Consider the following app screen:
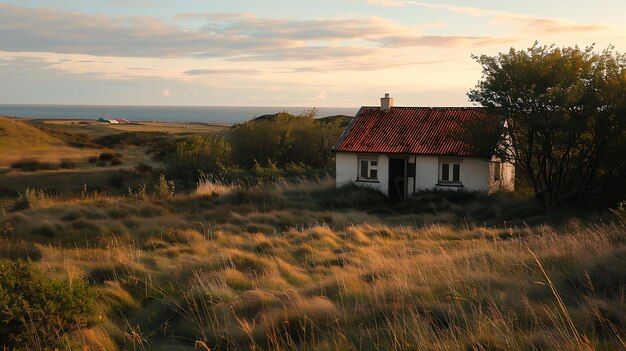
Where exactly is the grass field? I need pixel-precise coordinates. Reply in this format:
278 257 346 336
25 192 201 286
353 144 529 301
0 178 624 350
42 119 230 135
0 115 624 350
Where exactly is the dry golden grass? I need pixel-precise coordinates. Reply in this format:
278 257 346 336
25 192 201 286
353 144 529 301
0 179 624 350
195 175 239 197
0 117 96 166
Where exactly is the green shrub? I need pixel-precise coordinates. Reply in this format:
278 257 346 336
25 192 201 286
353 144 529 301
164 134 232 185
0 260 97 349
110 157 123 165
88 156 98 163
229 110 343 170
154 174 175 199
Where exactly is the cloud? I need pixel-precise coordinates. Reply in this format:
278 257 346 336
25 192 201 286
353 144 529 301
367 0 407 7
378 35 509 48
0 3 510 63
367 1 611 33
183 68 262 75
106 0 158 7
162 89 171 96
493 15 608 34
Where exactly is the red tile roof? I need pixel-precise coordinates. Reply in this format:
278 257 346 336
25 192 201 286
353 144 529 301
333 106 503 157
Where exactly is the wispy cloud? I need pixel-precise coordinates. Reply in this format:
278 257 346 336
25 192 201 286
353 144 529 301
183 68 262 75
0 3 505 62
367 1 611 34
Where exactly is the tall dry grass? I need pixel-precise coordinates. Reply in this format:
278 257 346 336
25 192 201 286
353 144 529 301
0 178 624 350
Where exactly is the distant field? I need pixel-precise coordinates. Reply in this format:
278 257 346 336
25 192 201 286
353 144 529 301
43 119 231 135
0 116 229 179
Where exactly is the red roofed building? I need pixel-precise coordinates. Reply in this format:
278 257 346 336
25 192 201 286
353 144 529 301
333 94 514 201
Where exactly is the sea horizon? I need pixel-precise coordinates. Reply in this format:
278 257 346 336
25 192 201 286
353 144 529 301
0 104 359 124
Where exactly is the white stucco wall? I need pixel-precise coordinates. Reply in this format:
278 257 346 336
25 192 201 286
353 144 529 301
488 159 515 192
337 152 513 195
336 152 389 195
412 156 490 192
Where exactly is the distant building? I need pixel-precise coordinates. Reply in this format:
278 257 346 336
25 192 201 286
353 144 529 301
332 94 514 201
96 117 130 124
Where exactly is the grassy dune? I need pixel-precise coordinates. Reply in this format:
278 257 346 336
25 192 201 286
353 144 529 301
1 179 624 350
0 117 96 165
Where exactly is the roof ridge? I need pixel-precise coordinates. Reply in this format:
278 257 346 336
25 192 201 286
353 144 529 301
360 106 485 109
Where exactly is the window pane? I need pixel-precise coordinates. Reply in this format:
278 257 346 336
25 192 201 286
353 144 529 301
370 169 378 179
494 163 501 180
453 164 460 182
371 161 377 167
360 160 368 178
441 164 449 181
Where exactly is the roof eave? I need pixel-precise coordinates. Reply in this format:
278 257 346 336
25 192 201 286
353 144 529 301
331 107 363 152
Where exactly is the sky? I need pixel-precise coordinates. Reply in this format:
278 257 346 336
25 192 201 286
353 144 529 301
0 0 625 107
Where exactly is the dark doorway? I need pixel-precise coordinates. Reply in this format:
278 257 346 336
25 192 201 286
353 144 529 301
388 158 406 202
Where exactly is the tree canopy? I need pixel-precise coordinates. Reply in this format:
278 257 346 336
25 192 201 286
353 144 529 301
468 43 626 206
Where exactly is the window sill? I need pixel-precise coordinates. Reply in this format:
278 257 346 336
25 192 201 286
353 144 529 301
436 182 464 188
356 179 380 184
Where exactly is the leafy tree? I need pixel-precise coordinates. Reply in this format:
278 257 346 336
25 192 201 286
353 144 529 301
468 43 626 206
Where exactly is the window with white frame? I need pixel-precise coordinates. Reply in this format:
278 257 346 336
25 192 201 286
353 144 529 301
439 159 461 184
358 157 379 180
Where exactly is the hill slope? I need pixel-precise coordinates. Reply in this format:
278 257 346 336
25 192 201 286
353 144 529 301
0 117 95 166
0 117 66 149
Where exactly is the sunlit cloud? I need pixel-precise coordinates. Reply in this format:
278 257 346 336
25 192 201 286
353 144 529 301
0 2 624 106
183 68 262 76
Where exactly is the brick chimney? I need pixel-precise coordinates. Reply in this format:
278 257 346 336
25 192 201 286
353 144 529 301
381 93 393 111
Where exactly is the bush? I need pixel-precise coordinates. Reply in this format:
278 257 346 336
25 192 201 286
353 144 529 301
0 260 97 349
98 152 122 162
135 162 153 174
88 156 98 163
164 134 232 186
110 157 123 165
229 110 343 170
313 183 389 209
10 158 59 172
154 174 175 199
13 188 47 211
59 159 76 169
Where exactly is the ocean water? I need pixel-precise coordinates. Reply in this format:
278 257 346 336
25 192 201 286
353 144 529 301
0 104 358 124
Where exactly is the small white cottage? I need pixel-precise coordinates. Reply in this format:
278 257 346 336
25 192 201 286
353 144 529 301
332 94 514 201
